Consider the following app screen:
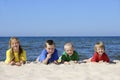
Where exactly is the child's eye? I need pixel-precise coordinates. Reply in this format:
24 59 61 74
51 48 53 50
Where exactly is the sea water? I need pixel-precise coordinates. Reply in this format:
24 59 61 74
0 36 120 61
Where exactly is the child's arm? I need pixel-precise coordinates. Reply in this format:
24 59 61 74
83 58 92 63
20 50 27 62
42 53 52 64
9 61 15 65
8 61 22 66
60 60 70 64
104 53 110 62
5 50 14 64
20 60 26 64
35 57 39 62
64 61 70 65
53 60 59 64
91 53 98 62
74 60 78 63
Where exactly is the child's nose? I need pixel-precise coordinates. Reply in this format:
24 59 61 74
50 49 53 52
69 51 72 52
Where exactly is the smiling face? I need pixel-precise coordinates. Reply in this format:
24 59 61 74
94 41 105 56
9 38 20 52
64 43 74 56
96 47 105 55
45 43 55 54
64 46 74 56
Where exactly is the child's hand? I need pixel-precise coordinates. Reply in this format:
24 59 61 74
9 61 15 65
74 61 78 64
99 60 104 63
20 60 26 64
46 53 52 59
53 61 59 64
64 62 70 65
15 62 21 66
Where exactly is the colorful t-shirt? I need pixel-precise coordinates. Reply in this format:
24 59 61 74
38 49 59 63
5 48 27 64
91 52 110 62
61 51 79 62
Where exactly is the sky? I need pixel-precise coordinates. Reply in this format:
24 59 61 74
0 0 120 36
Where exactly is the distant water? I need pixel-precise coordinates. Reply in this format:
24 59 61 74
0 36 120 61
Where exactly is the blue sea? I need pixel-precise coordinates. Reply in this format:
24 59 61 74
0 36 120 61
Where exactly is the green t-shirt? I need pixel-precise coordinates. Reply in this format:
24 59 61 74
61 51 79 62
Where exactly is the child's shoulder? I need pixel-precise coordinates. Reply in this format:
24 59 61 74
73 50 78 54
54 48 58 51
103 52 108 56
6 48 12 53
62 51 67 55
41 49 47 53
54 49 58 54
22 49 26 53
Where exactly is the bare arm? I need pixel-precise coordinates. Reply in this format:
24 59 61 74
42 54 52 64
53 60 59 64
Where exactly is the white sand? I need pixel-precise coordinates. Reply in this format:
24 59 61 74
0 60 120 80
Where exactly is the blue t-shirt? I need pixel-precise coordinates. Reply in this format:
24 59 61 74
38 49 59 63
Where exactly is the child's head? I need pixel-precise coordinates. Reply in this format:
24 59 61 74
94 41 105 55
45 40 55 54
9 37 20 51
64 42 74 56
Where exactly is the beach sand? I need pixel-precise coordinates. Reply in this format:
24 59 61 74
0 60 120 80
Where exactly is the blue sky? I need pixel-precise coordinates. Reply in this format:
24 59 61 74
0 0 120 36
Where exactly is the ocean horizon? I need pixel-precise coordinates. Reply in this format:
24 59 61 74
0 36 120 61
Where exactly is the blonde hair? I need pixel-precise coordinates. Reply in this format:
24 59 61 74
64 42 74 49
9 37 23 56
9 37 20 47
94 41 105 52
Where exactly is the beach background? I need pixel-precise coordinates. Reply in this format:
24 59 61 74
0 36 120 61
1 37 120 80
0 0 120 79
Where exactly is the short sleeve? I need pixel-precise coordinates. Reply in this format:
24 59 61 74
91 53 98 62
74 51 79 61
20 49 27 61
61 55 66 61
5 49 14 64
38 49 47 62
53 49 59 60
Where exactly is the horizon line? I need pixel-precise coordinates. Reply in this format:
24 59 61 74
0 35 120 37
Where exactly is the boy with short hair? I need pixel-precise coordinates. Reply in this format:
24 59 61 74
61 42 79 64
36 40 59 64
